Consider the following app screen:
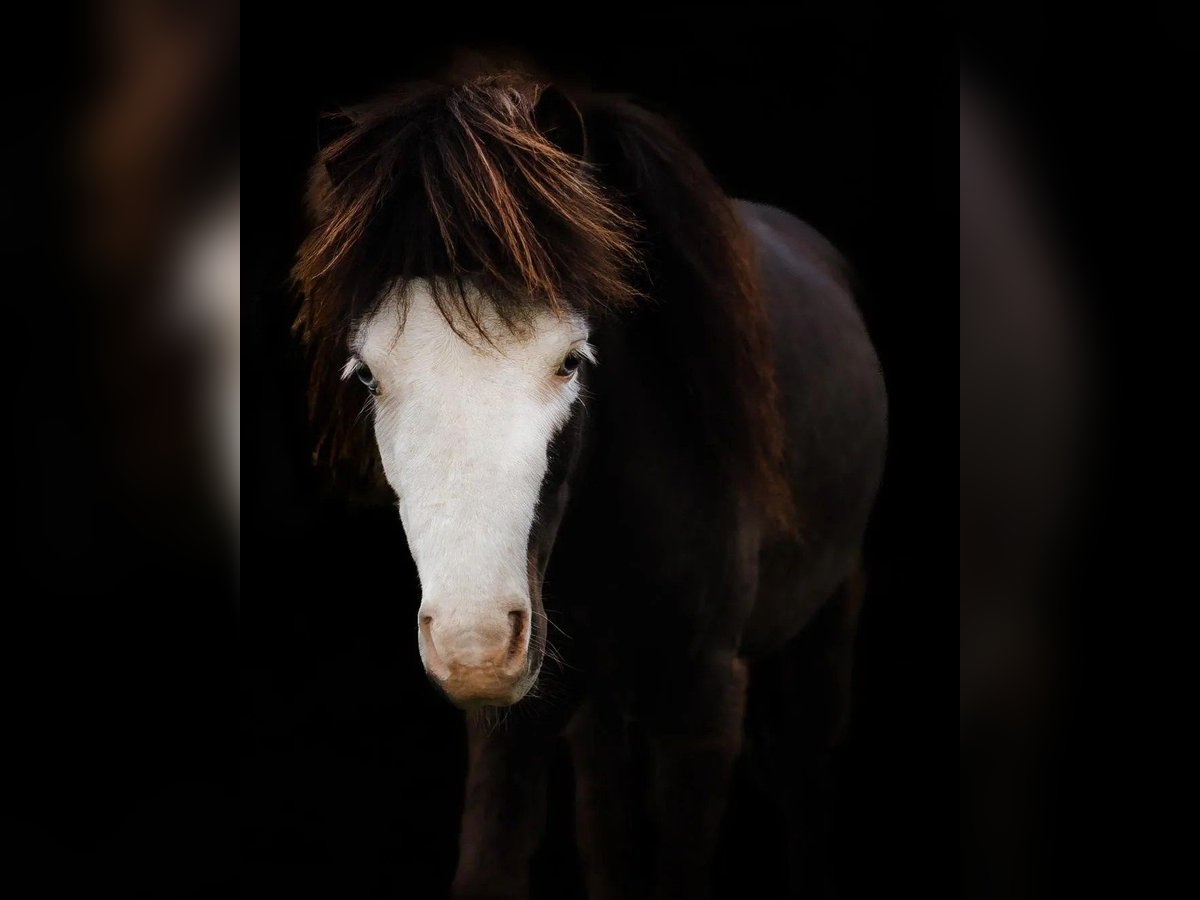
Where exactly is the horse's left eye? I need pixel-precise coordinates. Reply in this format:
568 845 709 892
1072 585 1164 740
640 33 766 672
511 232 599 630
557 350 583 378
357 364 379 395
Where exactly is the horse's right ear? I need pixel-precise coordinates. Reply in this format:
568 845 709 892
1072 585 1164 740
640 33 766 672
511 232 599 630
316 110 359 182
303 111 358 222
533 85 588 160
318 109 356 150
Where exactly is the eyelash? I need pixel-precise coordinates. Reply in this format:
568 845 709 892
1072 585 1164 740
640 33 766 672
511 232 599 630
559 341 596 378
344 357 379 395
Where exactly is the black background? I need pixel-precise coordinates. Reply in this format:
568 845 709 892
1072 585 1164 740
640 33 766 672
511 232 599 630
242 7 956 898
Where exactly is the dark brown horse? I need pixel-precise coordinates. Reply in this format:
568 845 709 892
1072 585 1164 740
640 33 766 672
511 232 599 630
293 69 886 898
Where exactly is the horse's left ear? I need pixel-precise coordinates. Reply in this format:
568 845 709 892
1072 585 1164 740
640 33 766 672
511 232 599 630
533 85 588 160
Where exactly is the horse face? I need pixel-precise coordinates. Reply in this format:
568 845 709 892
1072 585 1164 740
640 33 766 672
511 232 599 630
351 282 591 707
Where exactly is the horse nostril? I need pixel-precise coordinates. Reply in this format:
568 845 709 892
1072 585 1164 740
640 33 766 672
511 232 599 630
506 610 528 662
419 614 450 681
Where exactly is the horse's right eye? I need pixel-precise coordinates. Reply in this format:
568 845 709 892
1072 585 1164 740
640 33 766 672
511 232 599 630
357 365 379 395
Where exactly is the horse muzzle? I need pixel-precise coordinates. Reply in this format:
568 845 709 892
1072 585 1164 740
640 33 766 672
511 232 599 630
417 601 534 707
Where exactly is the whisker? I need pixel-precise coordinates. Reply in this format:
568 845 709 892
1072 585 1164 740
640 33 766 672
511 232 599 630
531 606 572 641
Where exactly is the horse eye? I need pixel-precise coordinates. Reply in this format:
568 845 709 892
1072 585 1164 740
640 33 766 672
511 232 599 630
357 364 379 395
557 350 583 378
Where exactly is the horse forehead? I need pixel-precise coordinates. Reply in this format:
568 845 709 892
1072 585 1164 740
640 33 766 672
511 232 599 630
360 286 585 375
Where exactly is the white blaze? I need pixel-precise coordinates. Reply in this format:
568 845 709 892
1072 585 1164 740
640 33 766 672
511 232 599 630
353 282 588 640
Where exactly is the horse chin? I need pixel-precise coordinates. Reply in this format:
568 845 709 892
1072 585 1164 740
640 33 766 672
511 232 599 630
445 660 541 710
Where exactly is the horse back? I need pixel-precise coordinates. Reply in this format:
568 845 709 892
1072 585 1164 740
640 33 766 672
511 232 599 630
735 200 887 655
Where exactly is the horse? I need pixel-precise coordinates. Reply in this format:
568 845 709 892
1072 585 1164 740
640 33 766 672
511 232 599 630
292 69 887 899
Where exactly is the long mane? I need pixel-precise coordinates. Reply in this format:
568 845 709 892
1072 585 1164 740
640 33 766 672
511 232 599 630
293 68 793 530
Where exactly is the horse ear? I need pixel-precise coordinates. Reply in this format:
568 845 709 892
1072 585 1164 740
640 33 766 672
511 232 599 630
318 109 356 150
316 110 359 183
533 85 588 159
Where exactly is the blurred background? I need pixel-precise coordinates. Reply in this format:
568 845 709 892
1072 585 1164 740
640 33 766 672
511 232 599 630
5 0 239 894
960 7 1193 898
